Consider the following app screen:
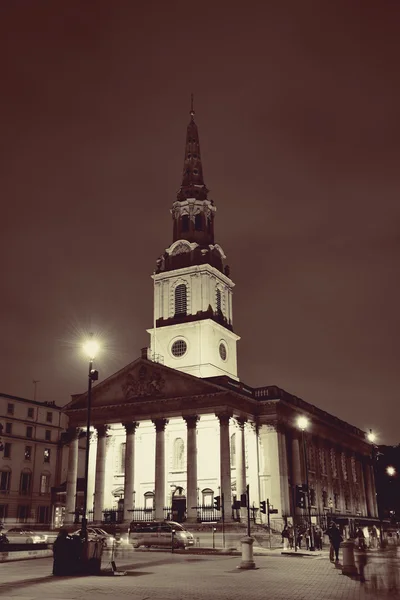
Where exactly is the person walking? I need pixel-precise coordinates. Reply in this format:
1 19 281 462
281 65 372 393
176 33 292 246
328 523 343 563
314 526 322 551
288 525 294 550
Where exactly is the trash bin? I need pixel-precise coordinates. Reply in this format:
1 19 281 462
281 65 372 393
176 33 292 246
53 532 103 576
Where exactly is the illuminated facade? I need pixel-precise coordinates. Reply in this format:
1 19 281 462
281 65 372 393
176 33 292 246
63 108 378 531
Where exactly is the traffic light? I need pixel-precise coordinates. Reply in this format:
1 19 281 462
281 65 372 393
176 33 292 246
260 500 267 514
214 496 221 511
295 484 306 509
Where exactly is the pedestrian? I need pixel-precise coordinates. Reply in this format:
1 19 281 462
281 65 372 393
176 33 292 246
356 527 366 551
288 525 294 550
328 523 343 563
305 527 311 551
314 526 322 551
296 526 303 550
281 525 290 550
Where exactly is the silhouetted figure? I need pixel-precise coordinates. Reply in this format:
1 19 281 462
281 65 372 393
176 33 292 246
327 523 343 563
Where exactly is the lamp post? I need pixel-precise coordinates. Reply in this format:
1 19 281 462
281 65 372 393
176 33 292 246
81 336 99 541
297 415 315 551
367 429 382 547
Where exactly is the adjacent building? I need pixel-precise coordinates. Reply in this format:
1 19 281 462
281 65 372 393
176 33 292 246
0 393 67 527
62 107 379 534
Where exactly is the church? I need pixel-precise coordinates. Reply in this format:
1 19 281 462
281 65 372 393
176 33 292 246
62 106 378 534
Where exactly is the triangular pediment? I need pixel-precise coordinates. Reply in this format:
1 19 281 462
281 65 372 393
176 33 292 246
64 357 227 413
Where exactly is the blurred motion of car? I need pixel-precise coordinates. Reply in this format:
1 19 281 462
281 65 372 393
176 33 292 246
72 527 117 548
4 528 47 544
129 520 195 549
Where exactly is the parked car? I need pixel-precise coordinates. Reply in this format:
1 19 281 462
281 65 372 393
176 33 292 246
129 521 195 549
4 528 47 544
71 527 117 548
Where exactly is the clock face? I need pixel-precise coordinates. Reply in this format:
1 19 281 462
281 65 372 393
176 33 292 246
219 342 227 361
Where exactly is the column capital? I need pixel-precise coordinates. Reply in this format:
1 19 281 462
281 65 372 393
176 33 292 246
216 412 233 426
66 427 81 442
152 418 169 433
123 421 140 434
96 424 109 438
234 416 247 429
183 415 199 429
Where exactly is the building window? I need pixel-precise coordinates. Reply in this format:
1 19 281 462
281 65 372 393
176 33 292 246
334 492 340 510
5 423 12 435
7 404 14 415
219 342 227 361
20 471 32 495
319 448 327 475
120 443 126 473
17 505 30 522
341 452 348 480
46 412 53 423
144 492 154 511
174 284 187 315
216 288 222 313
330 449 338 478
0 469 11 493
0 504 8 520
181 214 189 231
173 438 185 471
45 430 51 442
43 448 51 463
310 488 316 506
194 213 202 231
230 433 236 468
27 407 34 418
4 443 11 459
322 490 328 509
171 339 187 357
26 426 33 439
344 492 350 511
202 488 214 507
308 445 316 472
25 446 32 460
37 505 50 524
40 474 50 495
351 456 357 483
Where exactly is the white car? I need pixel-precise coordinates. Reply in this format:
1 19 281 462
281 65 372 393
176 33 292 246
72 527 117 548
4 528 47 544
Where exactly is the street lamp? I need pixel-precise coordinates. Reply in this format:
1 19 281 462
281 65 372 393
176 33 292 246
297 415 315 551
386 466 396 477
81 336 99 540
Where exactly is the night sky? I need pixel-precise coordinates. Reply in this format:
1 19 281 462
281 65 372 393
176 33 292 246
1 1 399 444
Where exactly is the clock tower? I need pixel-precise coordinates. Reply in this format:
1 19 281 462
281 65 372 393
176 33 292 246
147 101 240 380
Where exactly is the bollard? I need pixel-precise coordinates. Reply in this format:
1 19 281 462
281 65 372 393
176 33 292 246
341 539 358 576
237 536 256 570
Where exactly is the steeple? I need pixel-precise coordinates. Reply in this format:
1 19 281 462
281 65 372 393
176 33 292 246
177 94 209 201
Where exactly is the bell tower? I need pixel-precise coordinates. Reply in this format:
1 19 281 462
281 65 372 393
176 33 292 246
147 99 240 380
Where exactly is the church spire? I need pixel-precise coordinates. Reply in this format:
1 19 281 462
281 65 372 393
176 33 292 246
177 95 209 201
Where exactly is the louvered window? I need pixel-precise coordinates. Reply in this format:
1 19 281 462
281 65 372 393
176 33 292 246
174 284 187 315
216 289 222 313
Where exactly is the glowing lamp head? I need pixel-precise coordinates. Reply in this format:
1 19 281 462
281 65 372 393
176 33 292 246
83 339 99 360
297 416 309 431
386 466 396 477
367 430 376 443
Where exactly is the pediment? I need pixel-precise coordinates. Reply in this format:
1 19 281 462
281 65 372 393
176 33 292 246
64 358 225 412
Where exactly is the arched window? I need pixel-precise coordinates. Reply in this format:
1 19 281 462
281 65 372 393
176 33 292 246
144 491 154 511
195 213 202 231
20 468 32 495
0 466 11 493
40 472 51 495
181 215 189 231
202 488 214 507
216 288 222 313
173 438 185 471
174 284 187 316
230 433 236 468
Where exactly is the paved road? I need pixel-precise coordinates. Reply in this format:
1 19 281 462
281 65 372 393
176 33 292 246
0 545 399 600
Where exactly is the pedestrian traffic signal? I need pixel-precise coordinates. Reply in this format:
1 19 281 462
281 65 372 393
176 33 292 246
214 496 221 511
260 500 267 514
295 484 306 509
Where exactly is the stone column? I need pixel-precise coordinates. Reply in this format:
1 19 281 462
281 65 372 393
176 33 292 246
184 415 199 522
217 413 232 522
123 422 139 523
152 418 168 520
93 425 109 523
235 418 247 521
65 428 80 524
